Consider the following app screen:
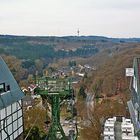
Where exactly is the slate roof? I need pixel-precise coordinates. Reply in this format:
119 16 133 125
0 57 24 109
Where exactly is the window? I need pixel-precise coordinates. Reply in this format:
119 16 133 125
7 85 10 91
138 110 140 122
0 83 5 93
7 124 12 135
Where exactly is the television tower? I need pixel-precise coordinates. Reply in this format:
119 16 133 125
77 29 80 36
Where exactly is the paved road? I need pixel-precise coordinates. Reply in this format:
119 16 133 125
86 93 94 120
114 121 122 140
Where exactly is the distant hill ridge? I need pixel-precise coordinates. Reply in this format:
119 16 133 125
0 34 140 43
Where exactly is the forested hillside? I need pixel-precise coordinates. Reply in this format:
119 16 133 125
0 35 140 61
0 35 101 61
0 35 140 87
78 45 140 140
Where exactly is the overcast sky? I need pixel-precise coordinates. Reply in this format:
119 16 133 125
0 0 140 37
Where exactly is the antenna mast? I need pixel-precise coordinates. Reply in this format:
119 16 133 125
77 29 80 36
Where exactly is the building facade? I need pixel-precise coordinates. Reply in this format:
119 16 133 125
128 57 140 139
0 57 24 140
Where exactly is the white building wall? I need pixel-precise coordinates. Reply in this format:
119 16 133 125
0 100 23 140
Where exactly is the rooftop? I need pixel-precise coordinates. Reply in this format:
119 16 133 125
0 57 24 109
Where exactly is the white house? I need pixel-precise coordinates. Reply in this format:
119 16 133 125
0 57 25 140
103 117 116 140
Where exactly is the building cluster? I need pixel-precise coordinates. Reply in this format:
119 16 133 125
121 118 136 140
103 117 138 140
103 117 116 140
51 64 96 82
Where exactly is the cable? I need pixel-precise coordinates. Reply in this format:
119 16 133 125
17 100 22 108
24 115 39 140
24 98 47 140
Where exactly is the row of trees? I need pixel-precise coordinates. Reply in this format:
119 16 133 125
57 47 99 58
1 55 47 86
0 39 99 61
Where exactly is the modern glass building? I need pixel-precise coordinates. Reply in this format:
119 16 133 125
0 57 25 140
128 57 140 139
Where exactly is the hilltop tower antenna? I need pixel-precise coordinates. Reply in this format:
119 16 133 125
77 29 80 36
